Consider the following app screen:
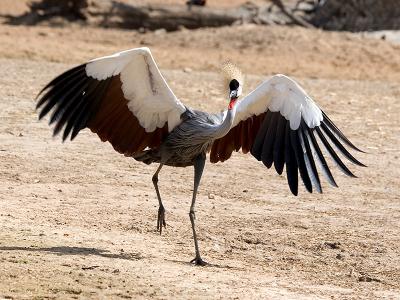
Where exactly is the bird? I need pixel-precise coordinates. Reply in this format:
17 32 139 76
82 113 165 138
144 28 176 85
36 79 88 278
36 47 365 266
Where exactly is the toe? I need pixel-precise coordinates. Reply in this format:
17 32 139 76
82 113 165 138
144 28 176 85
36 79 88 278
190 257 207 266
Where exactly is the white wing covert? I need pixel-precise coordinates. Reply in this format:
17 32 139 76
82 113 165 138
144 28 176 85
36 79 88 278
37 47 186 155
210 75 365 195
86 48 186 132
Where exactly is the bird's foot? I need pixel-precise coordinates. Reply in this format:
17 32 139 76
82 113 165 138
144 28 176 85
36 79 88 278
157 205 166 234
190 256 207 266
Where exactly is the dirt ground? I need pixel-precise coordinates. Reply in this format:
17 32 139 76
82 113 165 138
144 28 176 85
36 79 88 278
1 1 400 300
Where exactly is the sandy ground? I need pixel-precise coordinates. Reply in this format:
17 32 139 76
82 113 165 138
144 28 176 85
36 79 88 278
1 2 400 299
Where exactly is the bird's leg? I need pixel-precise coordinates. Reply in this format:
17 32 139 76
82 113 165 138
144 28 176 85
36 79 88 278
152 164 166 234
189 154 207 266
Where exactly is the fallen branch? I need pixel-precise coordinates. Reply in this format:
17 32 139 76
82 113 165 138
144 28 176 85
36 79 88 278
270 0 315 28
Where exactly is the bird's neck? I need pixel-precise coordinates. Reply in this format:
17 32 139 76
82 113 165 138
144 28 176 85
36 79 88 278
214 102 237 139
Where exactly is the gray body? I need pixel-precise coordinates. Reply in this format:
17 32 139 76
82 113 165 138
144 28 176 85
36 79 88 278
134 107 232 167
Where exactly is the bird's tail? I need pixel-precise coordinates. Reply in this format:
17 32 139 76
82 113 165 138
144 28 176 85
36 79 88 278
132 149 161 165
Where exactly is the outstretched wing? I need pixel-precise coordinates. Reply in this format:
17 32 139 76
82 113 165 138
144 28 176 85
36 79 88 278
36 47 186 156
210 74 365 195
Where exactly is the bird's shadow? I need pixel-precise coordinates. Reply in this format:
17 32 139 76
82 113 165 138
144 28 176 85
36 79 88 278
1 246 240 269
0 246 142 261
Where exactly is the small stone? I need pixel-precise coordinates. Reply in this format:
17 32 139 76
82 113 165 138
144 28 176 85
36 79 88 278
208 193 215 199
324 241 340 249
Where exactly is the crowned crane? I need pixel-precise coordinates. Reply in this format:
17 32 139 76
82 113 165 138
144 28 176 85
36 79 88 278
36 47 365 265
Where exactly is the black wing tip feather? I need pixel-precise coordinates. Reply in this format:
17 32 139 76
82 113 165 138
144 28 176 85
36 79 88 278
35 63 106 142
299 124 322 194
274 162 284 175
284 121 299 196
320 122 367 168
36 63 87 105
273 116 286 175
305 126 339 189
251 110 273 160
245 108 365 195
321 110 366 154
261 112 279 168
315 126 358 178
290 129 313 193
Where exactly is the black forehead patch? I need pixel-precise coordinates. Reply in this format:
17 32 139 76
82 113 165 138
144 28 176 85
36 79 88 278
229 79 240 90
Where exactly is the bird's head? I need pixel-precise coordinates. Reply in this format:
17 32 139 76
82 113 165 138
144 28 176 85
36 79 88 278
221 62 243 110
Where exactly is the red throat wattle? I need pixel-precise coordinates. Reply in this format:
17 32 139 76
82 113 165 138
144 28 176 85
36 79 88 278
228 98 237 110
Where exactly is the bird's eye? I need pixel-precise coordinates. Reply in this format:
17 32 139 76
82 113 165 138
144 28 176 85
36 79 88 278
229 79 240 90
